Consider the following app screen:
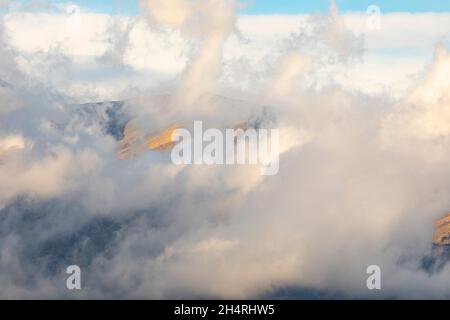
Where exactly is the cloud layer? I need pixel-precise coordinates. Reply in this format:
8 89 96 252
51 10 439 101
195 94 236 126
0 1 450 299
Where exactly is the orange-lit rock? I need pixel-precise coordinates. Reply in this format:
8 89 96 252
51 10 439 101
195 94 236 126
116 122 180 159
147 126 179 151
433 213 450 245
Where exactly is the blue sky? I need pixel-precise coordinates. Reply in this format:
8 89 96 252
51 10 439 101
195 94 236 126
245 0 450 14
15 0 450 14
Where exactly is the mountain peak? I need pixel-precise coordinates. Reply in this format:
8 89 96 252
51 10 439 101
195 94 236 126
433 213 450 245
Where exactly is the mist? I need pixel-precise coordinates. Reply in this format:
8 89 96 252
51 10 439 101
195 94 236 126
0 0 449 299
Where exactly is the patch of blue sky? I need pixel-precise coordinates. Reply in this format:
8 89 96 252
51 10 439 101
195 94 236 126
243 0 450 14
11 0 450 15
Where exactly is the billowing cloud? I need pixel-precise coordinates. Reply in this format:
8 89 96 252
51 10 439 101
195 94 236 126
1 1 450 300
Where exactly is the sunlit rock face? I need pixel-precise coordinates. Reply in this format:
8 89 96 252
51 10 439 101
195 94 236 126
114 94 276 160
433 213 450 246
422 213 450 273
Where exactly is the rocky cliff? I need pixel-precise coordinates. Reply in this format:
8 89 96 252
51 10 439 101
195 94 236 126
422 213 450 273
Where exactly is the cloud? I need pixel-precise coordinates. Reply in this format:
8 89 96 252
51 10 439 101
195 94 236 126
3 10 450 99
1 1 450 299
141 0 238 106
140 0 192 28
382 44 450 143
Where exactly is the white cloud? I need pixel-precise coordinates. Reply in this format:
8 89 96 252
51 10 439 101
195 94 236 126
1 2 450 299
3 11 450 99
